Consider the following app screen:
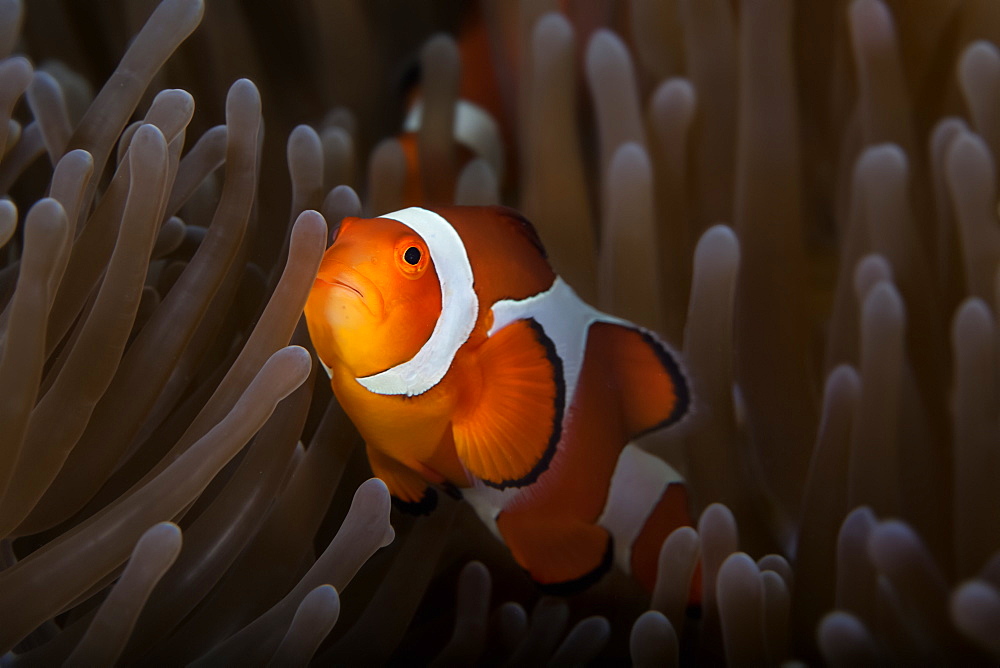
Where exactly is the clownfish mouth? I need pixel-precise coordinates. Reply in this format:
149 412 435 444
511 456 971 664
330 279 363 299
314 264 385 318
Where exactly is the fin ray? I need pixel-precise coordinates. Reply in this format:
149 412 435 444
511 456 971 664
590 322 690 437
453 318 564 488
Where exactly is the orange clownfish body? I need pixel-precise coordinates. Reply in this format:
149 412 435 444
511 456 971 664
304 206 694 594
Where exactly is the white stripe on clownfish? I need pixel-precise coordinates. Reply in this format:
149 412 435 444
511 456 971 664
355 207 478 397
464 442 684 578
489 276 633 412
598 443 684 575
352 207 648 406
463 277 677 533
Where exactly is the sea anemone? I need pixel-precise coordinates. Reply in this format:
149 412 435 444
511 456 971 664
1 0 999 664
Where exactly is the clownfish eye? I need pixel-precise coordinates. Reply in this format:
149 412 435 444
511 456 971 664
396 241 427 277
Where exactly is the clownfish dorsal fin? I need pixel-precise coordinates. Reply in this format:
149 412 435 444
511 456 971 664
490 206 548 260
452 318 564 489
589 322 690 437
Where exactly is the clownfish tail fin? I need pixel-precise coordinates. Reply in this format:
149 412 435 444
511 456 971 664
589 322 690 438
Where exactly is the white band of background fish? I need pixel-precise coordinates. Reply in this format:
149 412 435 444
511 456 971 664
356 207 478 397
404 100 505 182
597 444 684 575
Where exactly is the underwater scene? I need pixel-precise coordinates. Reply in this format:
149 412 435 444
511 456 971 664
1 0 1000 664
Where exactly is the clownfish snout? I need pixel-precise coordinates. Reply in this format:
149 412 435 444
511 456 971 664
305 211 446 381
313 261 385 320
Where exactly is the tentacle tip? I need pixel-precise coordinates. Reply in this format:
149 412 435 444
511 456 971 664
292 209 329 242
535 11 572 43
953 297 994 339
962 40 1000 68
132 122 168 147
849 0 894 37
420 32 459 69
699 224 739 255
227 78 262 110
653 77 697 117
946 130 991 171
267 345 313 388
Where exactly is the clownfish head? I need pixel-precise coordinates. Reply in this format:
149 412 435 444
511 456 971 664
306 207 488 398
305 206 553 397
305 213 445 381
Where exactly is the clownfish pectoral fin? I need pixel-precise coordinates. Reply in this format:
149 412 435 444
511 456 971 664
452 318 564 489
496 512 613 594
590 322 690 438
366 444 437 516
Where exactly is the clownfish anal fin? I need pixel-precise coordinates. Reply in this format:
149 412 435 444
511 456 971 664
453 318 564 489
366 444 436 515
591 322 690 437
496 512 613 593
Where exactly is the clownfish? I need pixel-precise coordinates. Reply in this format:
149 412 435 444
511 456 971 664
304 206 693 594
396 1 621 205
397 12 509 206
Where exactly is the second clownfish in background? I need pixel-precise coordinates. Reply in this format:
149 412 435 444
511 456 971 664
304 205 698 598
396 1 620 205
396 2 509 206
